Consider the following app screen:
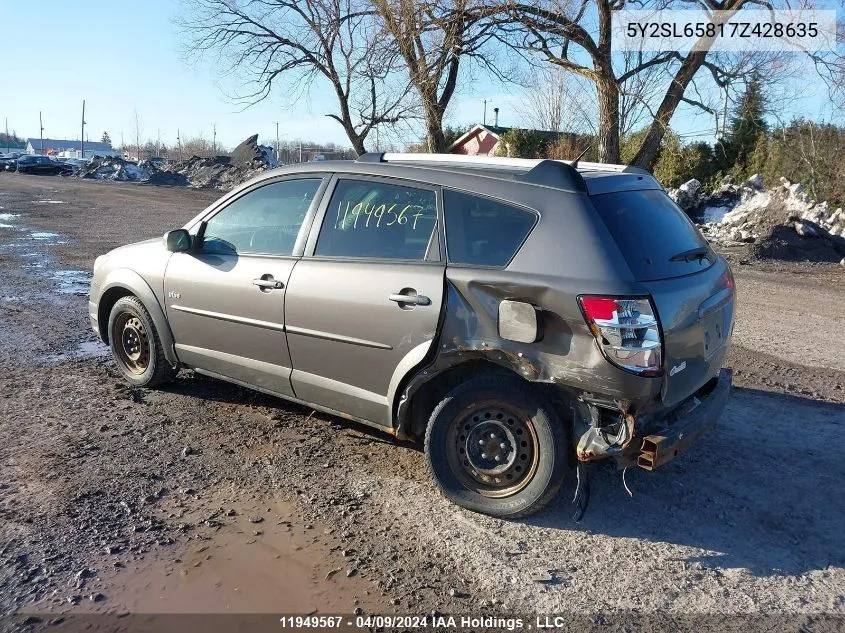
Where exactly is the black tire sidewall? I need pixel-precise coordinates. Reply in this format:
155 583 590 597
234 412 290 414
107 297 160 387
425 377 569 518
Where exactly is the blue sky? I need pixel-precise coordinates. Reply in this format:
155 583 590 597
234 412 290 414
0 2 836 151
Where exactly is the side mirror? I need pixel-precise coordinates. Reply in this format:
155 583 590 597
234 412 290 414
163 229 192 252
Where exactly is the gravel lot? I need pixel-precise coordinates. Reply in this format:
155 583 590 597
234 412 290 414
0 175 843 628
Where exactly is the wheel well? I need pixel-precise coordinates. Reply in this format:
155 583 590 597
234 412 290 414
403 360 578 442
403 360 527 439
97 287 134 343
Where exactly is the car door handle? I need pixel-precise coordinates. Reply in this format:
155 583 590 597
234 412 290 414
389 293 430 306
253 278 284 290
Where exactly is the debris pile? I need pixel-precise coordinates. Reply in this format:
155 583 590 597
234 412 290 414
77 156 151 182
668 175 845 263
75 135 279 190
146 134 278 191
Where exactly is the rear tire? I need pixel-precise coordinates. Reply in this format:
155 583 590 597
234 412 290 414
424 375 570 518
107 296 177 388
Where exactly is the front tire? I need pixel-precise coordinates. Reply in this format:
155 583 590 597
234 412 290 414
107 296 177 388
424 375 570 518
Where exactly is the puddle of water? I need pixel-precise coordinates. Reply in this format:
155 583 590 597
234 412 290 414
34 200 66 204
0 223 14 228
62 493 385 616
43 340 110 363
30 232 59 239
0 213 18 221
52 269 91 295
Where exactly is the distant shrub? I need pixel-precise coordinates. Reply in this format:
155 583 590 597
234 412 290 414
493 129 546 158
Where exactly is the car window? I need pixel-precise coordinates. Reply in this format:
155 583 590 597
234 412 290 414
314 179 437 260
201 179 321 256
443 189 537 267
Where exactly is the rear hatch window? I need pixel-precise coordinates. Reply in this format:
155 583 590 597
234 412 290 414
591 189 713 281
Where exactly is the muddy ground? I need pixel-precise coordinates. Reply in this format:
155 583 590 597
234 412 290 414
0 175 843 630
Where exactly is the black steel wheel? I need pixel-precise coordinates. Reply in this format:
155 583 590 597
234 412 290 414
425 374 570 518
447 403 540 498
107 296 177 388
113 312 150 375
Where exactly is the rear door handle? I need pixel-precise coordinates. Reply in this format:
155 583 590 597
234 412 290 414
389 293 430 306
253 278 284 290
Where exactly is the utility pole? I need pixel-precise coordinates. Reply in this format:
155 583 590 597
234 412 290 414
39 111 44 154
5 117 8 154
212 123 217 155
483 99 488 126
81 100 86 159
274 121 280 162
298 140 302 163
177 129 182 161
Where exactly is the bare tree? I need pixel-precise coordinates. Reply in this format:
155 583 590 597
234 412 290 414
519 64 594 133
180 0 415 155
373 0 505 151
505 0 838 168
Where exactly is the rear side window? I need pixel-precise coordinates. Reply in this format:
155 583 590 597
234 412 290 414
443 190 536 266
314 179 437 260
592 189 713 281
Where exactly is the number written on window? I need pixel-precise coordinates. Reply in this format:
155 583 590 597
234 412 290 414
315 180 437 260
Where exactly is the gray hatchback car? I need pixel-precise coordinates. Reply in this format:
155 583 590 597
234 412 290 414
90 153 734 518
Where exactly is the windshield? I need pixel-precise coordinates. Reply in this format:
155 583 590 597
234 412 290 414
591 189 714 281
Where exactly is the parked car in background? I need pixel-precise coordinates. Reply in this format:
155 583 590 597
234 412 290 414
15 155 71 175
15 155 60 175
89 153 735 518
59 157 89 171
0 153 21 171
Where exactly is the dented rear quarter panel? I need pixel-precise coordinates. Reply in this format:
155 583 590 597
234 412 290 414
427 186 663 402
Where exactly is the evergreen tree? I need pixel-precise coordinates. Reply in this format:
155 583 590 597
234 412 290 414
101 132 112 148
720 75 767 177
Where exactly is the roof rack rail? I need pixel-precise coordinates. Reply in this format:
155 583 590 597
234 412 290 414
357 152 590 192
356 152 648 174
353 152 648 191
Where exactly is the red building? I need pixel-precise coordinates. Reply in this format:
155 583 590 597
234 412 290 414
448 125 573 156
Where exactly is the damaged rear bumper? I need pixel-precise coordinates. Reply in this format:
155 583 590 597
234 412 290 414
629 368 732 470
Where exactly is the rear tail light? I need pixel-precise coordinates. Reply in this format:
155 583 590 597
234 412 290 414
578 296 663 376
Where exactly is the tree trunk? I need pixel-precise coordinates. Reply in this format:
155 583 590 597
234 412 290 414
632 51 708 170
423 100 447 152
596 75 620 164
347 127 367 157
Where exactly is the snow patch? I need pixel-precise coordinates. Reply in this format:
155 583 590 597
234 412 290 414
669 174 845 261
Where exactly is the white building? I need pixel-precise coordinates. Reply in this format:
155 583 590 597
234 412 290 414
25 138 119 159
